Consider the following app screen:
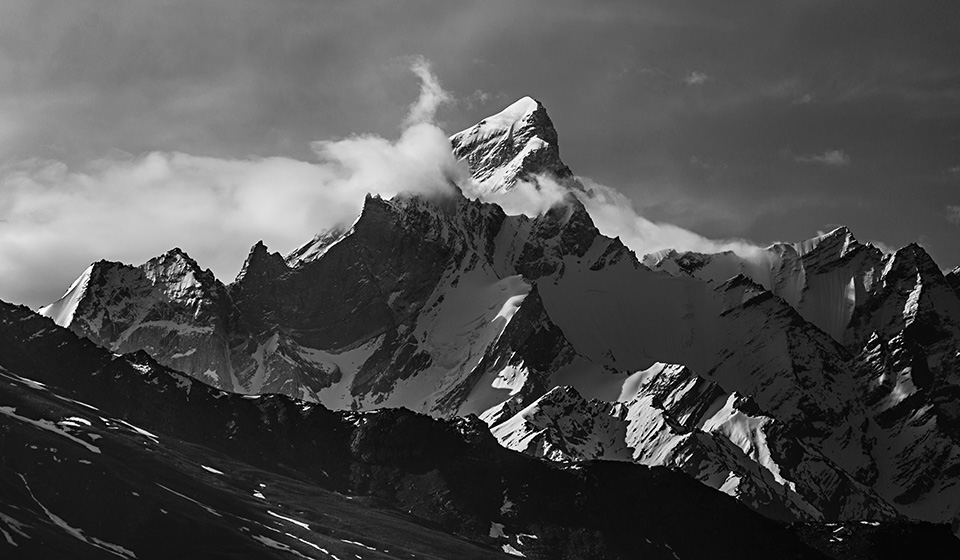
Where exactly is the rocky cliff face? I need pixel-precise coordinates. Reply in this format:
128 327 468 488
38 97 960 535
39 249 241 391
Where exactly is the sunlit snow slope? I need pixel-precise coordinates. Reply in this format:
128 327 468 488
39 97 960 536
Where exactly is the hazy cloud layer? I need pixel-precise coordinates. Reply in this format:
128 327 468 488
470 173 764 261
0 61 461 307
793 150 851 167
1 56 775 308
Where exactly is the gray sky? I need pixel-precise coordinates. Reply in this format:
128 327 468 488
2 0 959 307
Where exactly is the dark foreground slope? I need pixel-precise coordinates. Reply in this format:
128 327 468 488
0 299 841 560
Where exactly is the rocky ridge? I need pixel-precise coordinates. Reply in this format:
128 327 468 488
37 98 960 534
2 297 845 559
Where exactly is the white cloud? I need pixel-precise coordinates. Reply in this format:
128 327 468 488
0 56 776 310
464 174 572 218
683 71 710 86
576 178 766 262
793 149 851 166
463 170 766 263
0 59 461 308
404 56 453 126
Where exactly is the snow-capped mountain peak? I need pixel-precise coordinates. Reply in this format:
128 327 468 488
476 96 542 130
31 96 960 540
450 96 579 195
141 247 220 300
787 225 857 257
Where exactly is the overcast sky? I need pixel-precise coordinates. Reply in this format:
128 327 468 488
1 0 959 307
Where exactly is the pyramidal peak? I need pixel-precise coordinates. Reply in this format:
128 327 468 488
882 242 939 276
143 247 206 278
476 96 544 131
451 96 577 195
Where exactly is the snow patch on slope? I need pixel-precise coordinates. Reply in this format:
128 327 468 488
39 264 94 326
307 337 384 409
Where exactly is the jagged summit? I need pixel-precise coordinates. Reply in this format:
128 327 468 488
775 224 862 261
450 96 579 195
288 98 582 274
38 248 216 327
161 246 193 261
234 239 288 284
884 242 942 276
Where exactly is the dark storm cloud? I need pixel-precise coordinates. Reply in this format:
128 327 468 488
1 0 959 304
